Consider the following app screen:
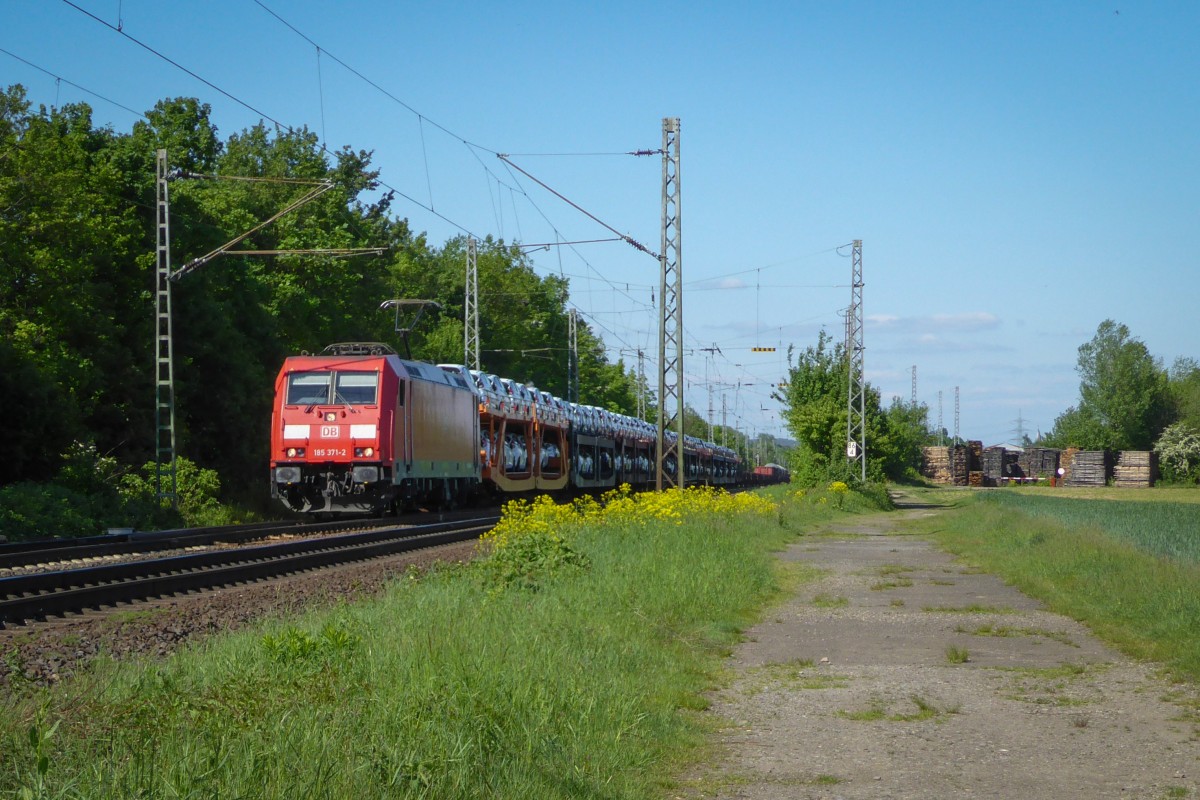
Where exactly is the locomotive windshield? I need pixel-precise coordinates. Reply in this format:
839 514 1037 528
286 371 378 406
335 372 378 405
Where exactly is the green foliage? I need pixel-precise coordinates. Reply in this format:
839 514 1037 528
479 531 591 592
0 82 645 512
0 337 77 484
120 456 233 528
778 331 925 484
1155 423 1200 484
1047 320 1173 450
0 444 233 541
1169 357 1200 432
261 621 362 669
0 482 102 540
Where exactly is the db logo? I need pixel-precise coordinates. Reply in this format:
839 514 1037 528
320 425 340 438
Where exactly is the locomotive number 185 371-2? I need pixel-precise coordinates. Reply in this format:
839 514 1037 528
311 448 348 458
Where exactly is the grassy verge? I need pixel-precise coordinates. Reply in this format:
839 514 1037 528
983 490 1200 562
911 489 1200 682
0 483 887 799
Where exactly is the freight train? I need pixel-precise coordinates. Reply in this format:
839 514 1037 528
269 342 783 515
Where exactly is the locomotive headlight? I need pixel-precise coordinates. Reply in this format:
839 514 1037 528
354 447 375 458
286 447 302 458
325 412 337 422
275 466 301 484
352 466 379 483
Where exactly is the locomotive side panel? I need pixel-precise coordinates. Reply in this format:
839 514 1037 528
402 376 479 480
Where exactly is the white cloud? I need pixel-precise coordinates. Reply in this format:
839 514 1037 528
929 312 1000 330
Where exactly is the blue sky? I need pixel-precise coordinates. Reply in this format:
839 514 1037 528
4 1 1198 446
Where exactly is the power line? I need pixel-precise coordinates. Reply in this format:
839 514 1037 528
58 0 485 240
683 244 849 286
60 0 280 124
0 46 147 119
52 0 663 369
497 154 658 258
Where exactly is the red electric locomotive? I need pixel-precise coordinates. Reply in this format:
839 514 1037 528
271 343 757 515
270 343 480 514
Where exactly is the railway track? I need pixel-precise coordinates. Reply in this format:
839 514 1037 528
0 515 498 628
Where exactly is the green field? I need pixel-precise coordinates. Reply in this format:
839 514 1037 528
982 490 1200 562
914 488 1200 682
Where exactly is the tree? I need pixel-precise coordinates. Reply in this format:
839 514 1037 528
1154 422 1200 484
0 82 648 516
1046 320 1172 450
776 331 915 484
877 397 931 481
1168 357 1200 431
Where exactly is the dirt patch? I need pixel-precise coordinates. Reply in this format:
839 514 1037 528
683 507 1200 799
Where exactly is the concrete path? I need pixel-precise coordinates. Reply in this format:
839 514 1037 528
682 504 1200 799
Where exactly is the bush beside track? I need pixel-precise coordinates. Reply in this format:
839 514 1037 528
0 483 888 799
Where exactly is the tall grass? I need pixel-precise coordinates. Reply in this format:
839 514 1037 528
923 492 1200 682
0 483 886 799
984 491 1200 562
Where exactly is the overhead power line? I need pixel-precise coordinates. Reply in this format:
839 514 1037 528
60 0 279 123
497 154 658 258
0 46 147 119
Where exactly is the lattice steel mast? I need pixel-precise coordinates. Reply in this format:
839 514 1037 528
954 386 961 446
937 390 944 446
568 308 579 404
154 150 177 505
846 239 866 482
656 117 684 490
464 236 480 371
153 150 382 507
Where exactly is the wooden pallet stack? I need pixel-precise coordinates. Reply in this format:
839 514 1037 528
1114 451 1157 487
1018 448 1061 479
950 445 971 486
1060 447 1078 484
1064 450 1111 487
967 441 984 472
921 446 953 483
922 444 975 485
981 447 1006 482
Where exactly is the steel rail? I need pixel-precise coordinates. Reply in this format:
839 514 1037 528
0 518 408 571
0 516 498 628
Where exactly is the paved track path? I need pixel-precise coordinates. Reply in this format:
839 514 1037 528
682 503 1200 799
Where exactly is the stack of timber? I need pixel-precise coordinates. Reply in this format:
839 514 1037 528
921 446 953 484
922 444 974 485
1064 450 1111 487
968 470 984 487
1060 447 1079 484
981 447 1006 482
1004 450 1023 479
1019 447 1061 479
967 441 984 472
950 445 971 486
1114 450 1157 487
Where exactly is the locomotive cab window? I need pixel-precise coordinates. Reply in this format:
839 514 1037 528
335 372 378 405
287 372 332 405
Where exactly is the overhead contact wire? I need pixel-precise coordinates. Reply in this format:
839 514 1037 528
0 46 146 119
